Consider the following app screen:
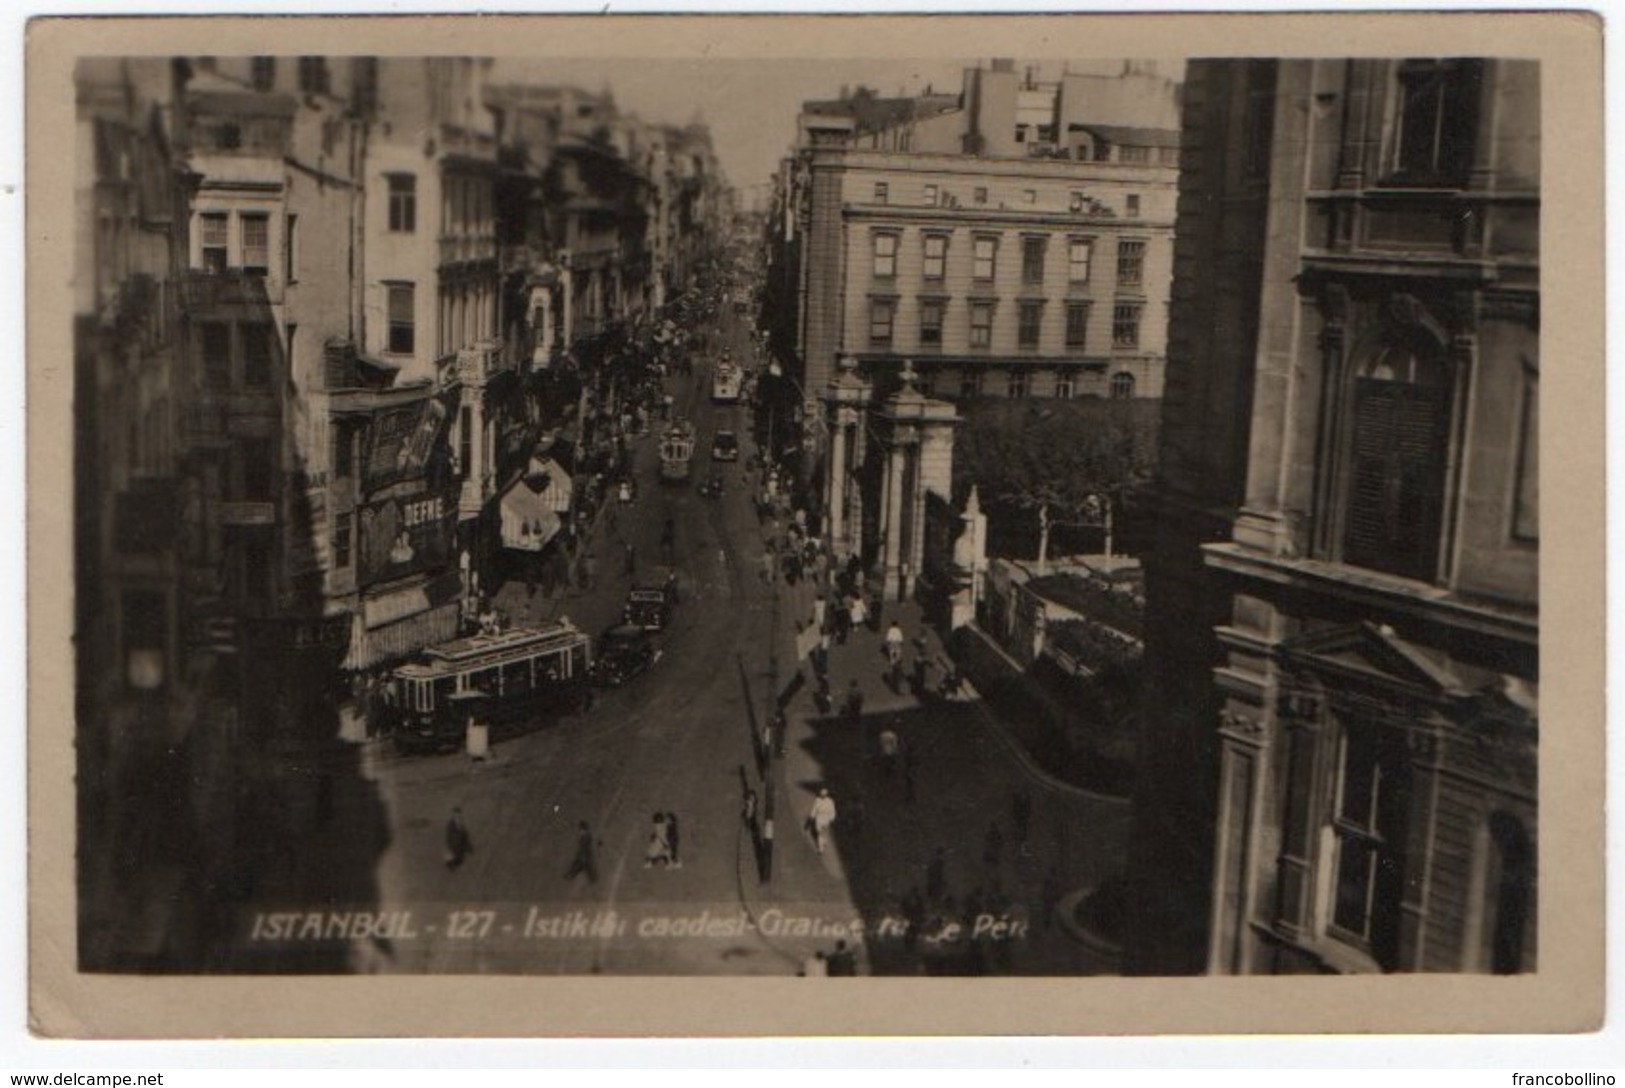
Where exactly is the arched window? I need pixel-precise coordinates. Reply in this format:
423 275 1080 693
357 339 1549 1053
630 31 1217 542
1110 371 1135 399
1341 342 1451 581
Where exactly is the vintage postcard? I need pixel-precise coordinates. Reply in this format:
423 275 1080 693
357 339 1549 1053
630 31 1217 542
25 11 1605 1038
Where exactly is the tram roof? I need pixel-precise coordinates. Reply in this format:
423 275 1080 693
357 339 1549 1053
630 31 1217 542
394 622 589 677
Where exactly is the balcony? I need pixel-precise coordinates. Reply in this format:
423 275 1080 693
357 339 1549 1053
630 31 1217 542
180 270 280 310
438 233 499 268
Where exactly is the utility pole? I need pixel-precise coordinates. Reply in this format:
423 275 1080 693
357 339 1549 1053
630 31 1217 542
760 562 781 882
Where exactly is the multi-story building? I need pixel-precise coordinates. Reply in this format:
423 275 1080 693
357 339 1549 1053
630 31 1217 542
1132 58 1539 976
768 60 1181 569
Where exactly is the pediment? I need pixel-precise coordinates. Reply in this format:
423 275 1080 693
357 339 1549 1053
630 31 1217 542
1279 621 1470 697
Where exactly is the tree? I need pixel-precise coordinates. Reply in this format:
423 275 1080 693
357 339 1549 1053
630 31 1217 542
953 399 1159 568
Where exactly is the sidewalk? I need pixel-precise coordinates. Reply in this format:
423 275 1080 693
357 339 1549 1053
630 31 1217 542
748 567 1132 976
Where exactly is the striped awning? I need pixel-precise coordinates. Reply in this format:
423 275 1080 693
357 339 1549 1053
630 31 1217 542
341 600 462 671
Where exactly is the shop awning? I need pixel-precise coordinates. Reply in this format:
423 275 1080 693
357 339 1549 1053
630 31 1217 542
500 477 563 552
341 599 463 671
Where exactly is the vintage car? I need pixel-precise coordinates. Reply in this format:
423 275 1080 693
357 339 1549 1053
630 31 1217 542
590 624 662 687
710 429 740 462
623 582 675 631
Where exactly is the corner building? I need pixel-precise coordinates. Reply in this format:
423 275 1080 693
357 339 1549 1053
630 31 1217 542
1134 58 1539 976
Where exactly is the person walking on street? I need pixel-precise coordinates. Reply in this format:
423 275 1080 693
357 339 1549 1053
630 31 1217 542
645 812 673 868
444 807 473 870
800 950 828 978
884 620 905 665
842 681 864 730
848 593 867 633
564 820 599 884
665 811 683 869
808 788 838 855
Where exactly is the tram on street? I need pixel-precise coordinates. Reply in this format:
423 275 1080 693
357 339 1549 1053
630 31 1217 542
659 420 697 483
390 619 593 755
711 359 743 404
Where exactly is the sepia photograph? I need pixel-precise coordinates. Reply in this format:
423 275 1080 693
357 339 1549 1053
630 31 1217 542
23 10 1606 1040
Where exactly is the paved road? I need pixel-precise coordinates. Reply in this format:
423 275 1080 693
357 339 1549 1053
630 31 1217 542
224 303 1131 977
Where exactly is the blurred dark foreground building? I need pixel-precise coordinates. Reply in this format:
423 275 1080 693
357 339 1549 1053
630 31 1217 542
1131 58 1539 975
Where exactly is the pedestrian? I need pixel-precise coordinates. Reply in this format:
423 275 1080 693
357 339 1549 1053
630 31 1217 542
564 820 599 884
742 787 760 841
926 847 947 903
827 939 857 977
1012 790 1033 847
808 788 837 855
884 620 905 665
834 597 852 643
901 886 925 954
910 652 930 696
847 593 867 633
800 950 828 978
983 820 1004 871
759 549 775 585
665 569 681 606
812 595 826 630
878 722 900 776
645 821 671 869
665 811 682 869
842 681 864 729
444 807 473 870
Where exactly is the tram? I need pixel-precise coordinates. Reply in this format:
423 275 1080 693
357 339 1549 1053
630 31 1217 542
390 620 593 754
659 420 697 483
711 359 743 404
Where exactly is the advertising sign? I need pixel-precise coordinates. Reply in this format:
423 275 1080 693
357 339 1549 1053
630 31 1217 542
363 397 450 492
358 484 461 585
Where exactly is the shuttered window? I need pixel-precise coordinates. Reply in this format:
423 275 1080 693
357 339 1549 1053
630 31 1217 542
1342 372 1449 581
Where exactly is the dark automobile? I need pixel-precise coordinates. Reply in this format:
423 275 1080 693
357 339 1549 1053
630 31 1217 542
710 430 740 461
590 625 662 687
624 583 675 631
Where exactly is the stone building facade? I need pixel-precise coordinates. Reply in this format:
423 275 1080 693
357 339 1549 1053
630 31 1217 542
1133 57 1539 976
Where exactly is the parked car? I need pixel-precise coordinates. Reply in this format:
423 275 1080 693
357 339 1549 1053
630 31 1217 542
590 625 662 687
710 429 740 461
624 582 675 631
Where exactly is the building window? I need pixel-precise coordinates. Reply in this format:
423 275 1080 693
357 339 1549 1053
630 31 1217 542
388 174 417 233
1094 141 1113 163
1007 370 1030 399
333 512 353 570
1018 301 1043 348
297 56 330 95
919 299 944 345
1065 302 1090 348
873 182 889 204
1126 194 1141 217
1068 238 1093 283
923 184 938 206
1110 371 1136 399
869 298 895 344
1117 239 1146 288
959 369 983 399
387 282 416 354
1022 189 1036 204
973 186 987 206
1393 59 1483 184
1341 344 1451 581
872 233 898 279
1121 144 1150 164
200 322 231 390
1328 723 1411 971
239 213 270 276
250 57 276 92
969 302 994 348
922 234 948 280
239 437 275 501
973 236 998 281
200 212 229 272
1022 236 1047 285
1111 303 1142 349
1054 368 1078 400
242 324 273 388
333 422 354 479
352 57 379 115
284 213 298 281
122 589 168 692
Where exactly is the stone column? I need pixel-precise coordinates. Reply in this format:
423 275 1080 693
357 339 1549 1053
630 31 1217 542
881 440 906 599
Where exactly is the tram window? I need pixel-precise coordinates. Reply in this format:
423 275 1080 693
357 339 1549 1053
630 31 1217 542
503 660 530 694
472 668 500 695
435 677 456 706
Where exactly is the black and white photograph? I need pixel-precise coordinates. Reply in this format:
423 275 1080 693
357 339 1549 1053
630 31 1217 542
25 11 1605 1039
